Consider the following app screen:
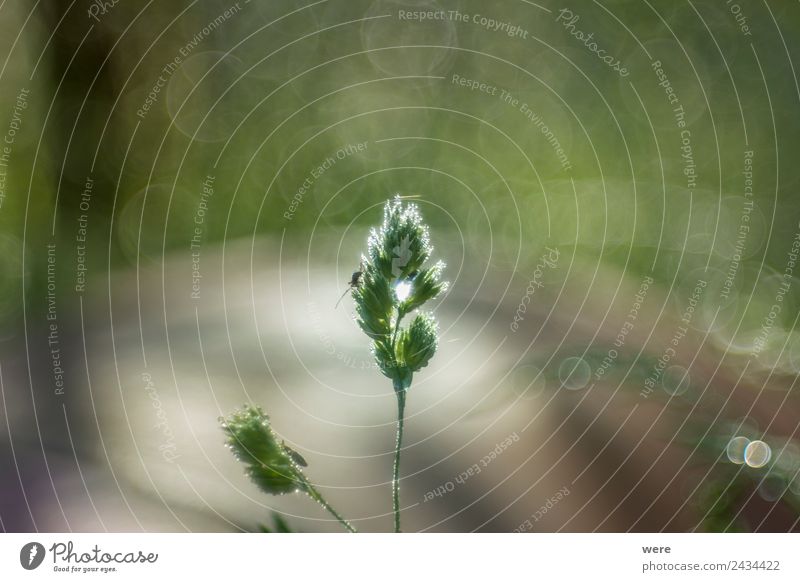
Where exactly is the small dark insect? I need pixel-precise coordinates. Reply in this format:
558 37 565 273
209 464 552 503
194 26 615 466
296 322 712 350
335 261 365 308
285 445 308 467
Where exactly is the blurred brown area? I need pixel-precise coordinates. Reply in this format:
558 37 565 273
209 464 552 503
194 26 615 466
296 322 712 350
2 238 798 532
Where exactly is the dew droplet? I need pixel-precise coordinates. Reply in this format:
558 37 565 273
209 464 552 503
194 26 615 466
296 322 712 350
744 440 772 468
757 475 785 502
395 280 412 302
726 436 750 464
661 365 690 396
559 357 591 390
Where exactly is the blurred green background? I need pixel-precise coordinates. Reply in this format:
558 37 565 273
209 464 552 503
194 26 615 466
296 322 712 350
1 0 799 532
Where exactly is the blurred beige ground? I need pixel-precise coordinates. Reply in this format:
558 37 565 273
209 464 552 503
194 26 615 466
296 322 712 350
3 233 796 533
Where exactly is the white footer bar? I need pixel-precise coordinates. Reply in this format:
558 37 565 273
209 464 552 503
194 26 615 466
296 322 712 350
1 533 797 581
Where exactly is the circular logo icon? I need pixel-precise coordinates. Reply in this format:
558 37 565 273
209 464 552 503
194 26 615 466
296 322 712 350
20 542 45 570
